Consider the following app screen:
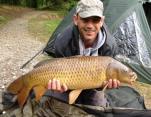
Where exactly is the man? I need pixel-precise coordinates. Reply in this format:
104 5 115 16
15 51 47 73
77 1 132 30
47 0 120 106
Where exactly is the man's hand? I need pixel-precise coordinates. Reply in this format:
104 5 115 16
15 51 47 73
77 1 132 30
47 79 68 93
103 79 120 89
48 78 120 93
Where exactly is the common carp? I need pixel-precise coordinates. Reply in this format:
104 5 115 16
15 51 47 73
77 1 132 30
7 56 137 107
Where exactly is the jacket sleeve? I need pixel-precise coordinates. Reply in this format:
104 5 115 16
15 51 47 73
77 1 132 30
100 23 118 57
44 24 74 58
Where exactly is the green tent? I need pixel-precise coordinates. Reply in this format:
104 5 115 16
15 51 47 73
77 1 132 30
44 0 151 85
102 0 151 84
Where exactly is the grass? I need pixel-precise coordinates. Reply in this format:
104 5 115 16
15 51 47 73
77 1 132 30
133 81 151 109
0 6 11 27
45 19 61 34
28 11 63 43
0 15 8 27
0 5 31 28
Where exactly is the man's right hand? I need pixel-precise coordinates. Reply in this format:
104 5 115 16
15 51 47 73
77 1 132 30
48 79 68 93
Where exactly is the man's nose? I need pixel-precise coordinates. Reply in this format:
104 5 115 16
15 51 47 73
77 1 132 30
86 20 94 27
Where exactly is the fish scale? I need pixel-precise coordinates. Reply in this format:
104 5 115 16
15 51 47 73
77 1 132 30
7 56 137 108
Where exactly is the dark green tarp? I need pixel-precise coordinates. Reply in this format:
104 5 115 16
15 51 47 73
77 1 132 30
44 0 151 85
1 86 149 117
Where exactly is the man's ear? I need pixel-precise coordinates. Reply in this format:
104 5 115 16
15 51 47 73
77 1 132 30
73 15 78 26
100 16 105 27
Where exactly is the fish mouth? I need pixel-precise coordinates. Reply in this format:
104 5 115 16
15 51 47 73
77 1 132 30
129 72 137 84
130 79 136 85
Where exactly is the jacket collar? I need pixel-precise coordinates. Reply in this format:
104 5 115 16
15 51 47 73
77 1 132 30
72 25 107 56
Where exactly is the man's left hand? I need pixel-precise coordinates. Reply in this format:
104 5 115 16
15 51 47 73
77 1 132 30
103 79 120 89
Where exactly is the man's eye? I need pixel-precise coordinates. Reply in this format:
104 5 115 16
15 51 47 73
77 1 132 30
81 18 89 23
92 18 101 23
81 17 101 23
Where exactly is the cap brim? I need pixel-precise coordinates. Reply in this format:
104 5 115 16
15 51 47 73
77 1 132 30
79 11 103 18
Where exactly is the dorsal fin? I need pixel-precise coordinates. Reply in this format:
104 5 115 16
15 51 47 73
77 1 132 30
66 55 83 59
34 55 83 68
34 58 60 68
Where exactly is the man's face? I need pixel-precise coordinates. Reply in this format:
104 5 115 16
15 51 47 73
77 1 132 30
73 14 104 47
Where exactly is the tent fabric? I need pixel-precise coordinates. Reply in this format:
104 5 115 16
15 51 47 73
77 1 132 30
105 86 146 109
143 0 151 2
44 0 151 84
1 86 148 117
104 0 151 84
143 2 151 29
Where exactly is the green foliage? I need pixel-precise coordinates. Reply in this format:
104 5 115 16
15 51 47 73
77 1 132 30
20 0 27 7
0 0 78 10
36 0 45 9
67 0 77 11
0 0 20 5
51 0 64 6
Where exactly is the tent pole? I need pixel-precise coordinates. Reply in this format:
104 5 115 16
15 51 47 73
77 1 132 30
20 48 44 69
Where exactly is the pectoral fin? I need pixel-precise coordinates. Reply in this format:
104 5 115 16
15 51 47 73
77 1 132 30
33 85 46 101
69 89 82 104
17 87 30 107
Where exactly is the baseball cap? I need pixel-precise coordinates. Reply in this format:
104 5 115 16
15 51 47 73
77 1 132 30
76 0 104 18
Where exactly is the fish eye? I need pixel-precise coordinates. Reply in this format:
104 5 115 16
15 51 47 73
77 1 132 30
122 69 128 73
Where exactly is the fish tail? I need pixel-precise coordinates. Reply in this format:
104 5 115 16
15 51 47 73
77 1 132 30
7 77 24 94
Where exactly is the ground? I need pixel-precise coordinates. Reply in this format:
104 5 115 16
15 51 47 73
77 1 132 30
0 6 151 113
0 7 48 111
